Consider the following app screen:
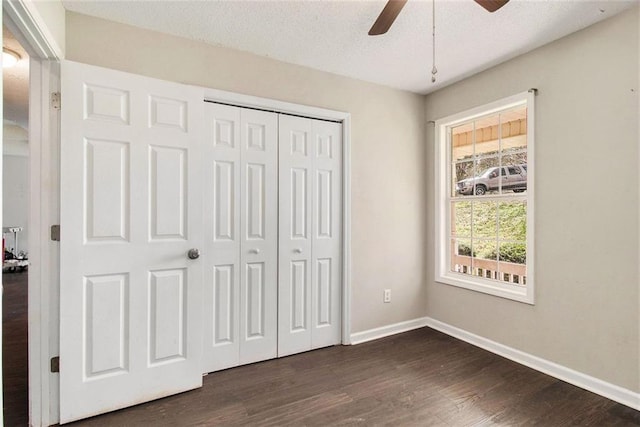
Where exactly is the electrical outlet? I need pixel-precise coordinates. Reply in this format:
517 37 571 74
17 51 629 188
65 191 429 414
383 289 391 303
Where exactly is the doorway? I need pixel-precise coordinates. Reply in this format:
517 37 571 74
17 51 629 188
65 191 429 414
2 23 30 426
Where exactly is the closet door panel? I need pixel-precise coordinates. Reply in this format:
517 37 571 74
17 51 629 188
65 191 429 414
204 104 279 372
206 105 342 365
311 120 342 349
204 103 242 372
278 115 314 357
239 109 278 364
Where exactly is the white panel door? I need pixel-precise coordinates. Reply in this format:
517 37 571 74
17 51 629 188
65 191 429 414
278 115 342 357
203 103 241 372
310 120 343 349
60 61 203 423
203 103 278 372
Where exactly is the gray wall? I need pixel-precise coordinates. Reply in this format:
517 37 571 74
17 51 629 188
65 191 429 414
424 8 639 392
65 11 429 334
3 155 29 255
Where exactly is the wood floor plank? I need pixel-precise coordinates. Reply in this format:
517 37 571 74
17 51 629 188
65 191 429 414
2 271 28 427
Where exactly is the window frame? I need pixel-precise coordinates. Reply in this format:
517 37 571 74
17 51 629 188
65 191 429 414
434 91 535 304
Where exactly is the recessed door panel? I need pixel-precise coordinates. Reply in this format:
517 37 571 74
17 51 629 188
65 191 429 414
290 260 307 331
246 164 265 240
214 161 235 242
213 265 235 345
83 274 129 380
316 134 333 160
316 169 332 239
85 138 129 243
149 96 187 132
149 146 187 240
149 269 186 365
84 84 130 124
247 123 265 151
290 131 307 156
316 259 331 327
291 168 307 239
246 263 265 338
214 119 235 148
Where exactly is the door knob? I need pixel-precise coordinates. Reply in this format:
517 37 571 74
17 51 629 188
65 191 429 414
294 248 302 254
187 248 200 260
250 248 260 254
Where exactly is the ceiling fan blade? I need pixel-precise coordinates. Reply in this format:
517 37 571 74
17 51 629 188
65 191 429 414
474 0 509 13
368 0 408 36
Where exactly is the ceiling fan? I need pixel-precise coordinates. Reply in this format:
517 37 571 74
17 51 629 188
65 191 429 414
368 0 510 36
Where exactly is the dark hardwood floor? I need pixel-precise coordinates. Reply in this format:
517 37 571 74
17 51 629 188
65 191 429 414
68 327 640 426
3 270 28 427
2 274 638 426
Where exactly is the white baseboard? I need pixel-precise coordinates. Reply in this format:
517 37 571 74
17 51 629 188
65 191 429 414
350 317 430 345
424 317 640 411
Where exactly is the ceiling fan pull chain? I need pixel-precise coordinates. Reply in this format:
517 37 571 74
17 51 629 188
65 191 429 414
431 0 437 83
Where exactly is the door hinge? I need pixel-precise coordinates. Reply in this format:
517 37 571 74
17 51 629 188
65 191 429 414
51 92 61 110
50 356 60 373
51 225 60 241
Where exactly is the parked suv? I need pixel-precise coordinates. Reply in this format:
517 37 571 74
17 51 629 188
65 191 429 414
456 164 527 195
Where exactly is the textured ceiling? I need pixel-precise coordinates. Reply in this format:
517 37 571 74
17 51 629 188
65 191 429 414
57 1 640 94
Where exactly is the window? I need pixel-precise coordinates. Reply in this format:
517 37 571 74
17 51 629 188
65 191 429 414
434 91 534 304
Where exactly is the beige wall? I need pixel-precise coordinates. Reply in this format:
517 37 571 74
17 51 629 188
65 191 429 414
425 8 639 392
65 11 428 333
31 0 66 57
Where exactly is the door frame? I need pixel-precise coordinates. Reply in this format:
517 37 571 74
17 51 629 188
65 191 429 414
203 88 353 345
3 1 62 425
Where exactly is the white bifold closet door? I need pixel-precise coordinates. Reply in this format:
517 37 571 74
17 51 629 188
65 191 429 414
278 115 342 357
203 103 278 372
59 60 204 423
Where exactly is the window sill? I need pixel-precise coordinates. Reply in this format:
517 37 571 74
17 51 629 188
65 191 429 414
436 272 534 304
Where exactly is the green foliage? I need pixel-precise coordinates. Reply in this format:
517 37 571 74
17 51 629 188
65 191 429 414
457 242 475 257
454 200 526 263
498 202 526 241
486 242 526 264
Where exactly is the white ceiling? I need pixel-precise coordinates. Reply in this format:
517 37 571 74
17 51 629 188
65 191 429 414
62 0 637 94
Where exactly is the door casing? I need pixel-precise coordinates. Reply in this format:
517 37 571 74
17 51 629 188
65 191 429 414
3 2 64 425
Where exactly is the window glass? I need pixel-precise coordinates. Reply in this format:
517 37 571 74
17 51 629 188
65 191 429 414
472 201 497 238
473 114 499 156
451 201 471 238
452 123 474 162
500 107 527 154
438 92 533 303
451 238 473 276
498 201 526 241
453 161 475 197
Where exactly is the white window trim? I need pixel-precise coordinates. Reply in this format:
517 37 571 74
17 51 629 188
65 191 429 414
434 91 535 304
